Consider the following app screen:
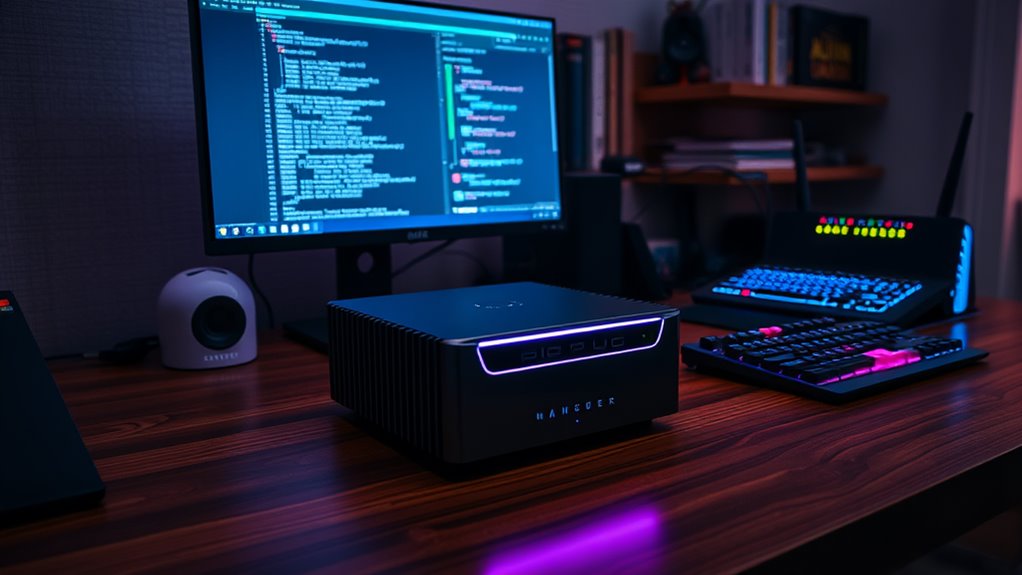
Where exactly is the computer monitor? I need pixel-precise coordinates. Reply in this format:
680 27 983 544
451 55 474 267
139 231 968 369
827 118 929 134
189 0 564 347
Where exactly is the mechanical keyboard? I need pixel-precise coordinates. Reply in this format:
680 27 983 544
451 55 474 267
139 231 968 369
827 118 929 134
681 317 988 402
708 265 923 314
692 265 951 327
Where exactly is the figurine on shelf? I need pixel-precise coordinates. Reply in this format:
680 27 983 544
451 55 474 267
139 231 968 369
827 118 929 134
656 0 711 85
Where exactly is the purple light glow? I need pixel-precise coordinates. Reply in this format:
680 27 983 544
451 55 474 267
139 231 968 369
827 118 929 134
476 318 665 376
484 507 662 575
477 317 662 348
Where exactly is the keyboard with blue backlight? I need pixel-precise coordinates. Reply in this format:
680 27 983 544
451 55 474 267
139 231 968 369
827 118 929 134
693 264 952 327
689 212 972 329
709 265 924 314
680 317 988 402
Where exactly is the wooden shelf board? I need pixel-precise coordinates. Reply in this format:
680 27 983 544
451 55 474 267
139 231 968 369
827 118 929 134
635 165 884 186
636 82 888 106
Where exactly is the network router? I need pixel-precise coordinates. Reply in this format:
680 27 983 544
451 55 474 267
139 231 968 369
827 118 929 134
327 282 680 463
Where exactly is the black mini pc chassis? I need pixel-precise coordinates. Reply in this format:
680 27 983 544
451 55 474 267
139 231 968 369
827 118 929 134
327 282 680 464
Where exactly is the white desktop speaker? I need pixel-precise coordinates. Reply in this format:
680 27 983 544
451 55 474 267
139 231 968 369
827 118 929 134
158 268 257 370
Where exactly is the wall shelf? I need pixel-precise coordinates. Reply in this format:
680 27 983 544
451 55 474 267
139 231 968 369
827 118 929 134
635 165 884 186
636 82 888 107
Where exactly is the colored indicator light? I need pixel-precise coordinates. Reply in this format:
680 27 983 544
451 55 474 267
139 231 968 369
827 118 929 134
741 289 751 297
841 226 849 235
906 222 914 230
868 219 875 226
824 225 832 234
815 225 823 234
0 299 8 307
846 218 854 226
819 216 827 225
853 228 860 236
885 220 893 228
869 228 878 237
898 229 906 239
879 228 887 238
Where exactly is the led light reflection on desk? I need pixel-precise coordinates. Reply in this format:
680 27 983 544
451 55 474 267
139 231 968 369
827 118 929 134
484 506 662 575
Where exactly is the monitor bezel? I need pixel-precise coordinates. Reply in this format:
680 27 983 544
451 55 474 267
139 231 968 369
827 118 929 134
188 0 566 256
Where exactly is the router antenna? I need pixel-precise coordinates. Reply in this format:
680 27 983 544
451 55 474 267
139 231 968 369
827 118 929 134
792 119 811 212
936 111 974 218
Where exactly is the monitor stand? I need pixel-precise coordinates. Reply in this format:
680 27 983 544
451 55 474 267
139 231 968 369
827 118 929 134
283 244 392 353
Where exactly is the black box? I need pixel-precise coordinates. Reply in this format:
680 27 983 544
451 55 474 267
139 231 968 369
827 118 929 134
504 173 623 296
790 5 869 90
1 292 105 525
328 282 679 463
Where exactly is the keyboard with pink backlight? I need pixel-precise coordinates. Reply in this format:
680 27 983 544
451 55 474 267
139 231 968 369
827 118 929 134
680 317 988 402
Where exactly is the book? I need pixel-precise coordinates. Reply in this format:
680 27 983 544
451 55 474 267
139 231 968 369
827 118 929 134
662 158 795 170
790 5 869 90
777 1 790 85
701 0 788 85
662 151 793 161
556 34 591 171
768 3 777 85
663 138 794 152
606 28 619 156
591 33 605 170
619 28 635 155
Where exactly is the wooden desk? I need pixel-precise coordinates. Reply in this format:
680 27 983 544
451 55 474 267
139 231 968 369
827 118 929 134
3 298 1022 574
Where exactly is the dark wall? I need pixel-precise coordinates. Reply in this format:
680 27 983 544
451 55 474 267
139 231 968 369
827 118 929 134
0 0 662 355
0 1 451 355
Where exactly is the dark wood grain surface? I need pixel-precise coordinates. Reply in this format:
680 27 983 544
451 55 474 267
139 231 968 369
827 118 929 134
3 298 1022 574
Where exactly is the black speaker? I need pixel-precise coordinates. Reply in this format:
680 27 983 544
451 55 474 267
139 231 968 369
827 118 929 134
504 173 622 295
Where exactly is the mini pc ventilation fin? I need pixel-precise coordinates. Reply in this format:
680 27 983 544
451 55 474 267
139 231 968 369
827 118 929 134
792 119 811 212
936 112 974 218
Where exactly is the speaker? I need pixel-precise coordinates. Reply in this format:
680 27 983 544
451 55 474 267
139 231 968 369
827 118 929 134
157 268 257 369
504 173 622 294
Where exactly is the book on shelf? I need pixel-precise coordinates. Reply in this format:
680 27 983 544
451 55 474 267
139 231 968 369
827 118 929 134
701 0 790 85
658 137 794 171
556 33 592 171
790 5 869 90
663 138 793 152
602 27 634 157
556 27 633 170
591 33 606 170
661 158 795 171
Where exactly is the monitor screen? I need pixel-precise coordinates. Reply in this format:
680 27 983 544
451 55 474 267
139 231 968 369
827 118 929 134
190 0 563 254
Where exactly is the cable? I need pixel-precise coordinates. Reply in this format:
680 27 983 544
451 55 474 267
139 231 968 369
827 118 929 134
630 164 769 222
45 336 159 364
248 253 275 329
390 239 456 279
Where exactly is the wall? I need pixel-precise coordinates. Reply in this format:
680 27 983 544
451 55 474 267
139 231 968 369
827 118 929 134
802 0 977 217
999 0 1022 300
0 0 664 355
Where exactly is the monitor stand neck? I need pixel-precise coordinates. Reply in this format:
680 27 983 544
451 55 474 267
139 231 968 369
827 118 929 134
283 244 393 352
